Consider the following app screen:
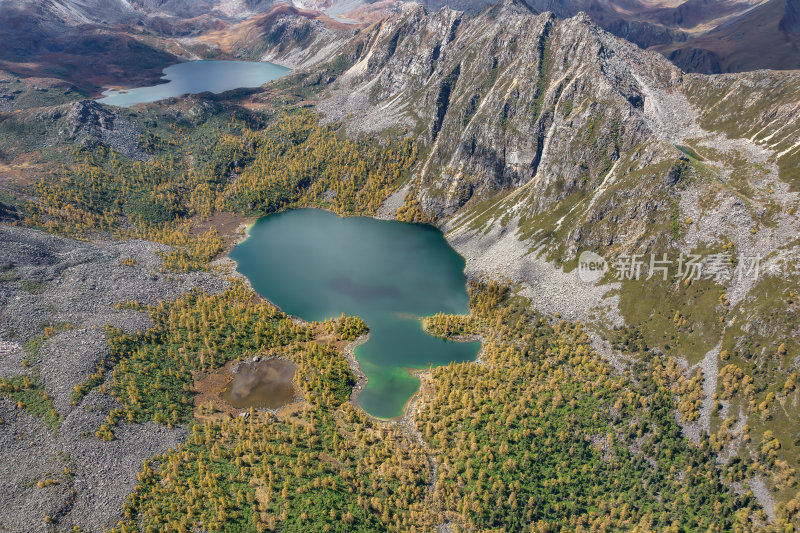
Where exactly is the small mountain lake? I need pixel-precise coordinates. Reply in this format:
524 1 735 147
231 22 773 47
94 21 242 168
230 209 481 419
97 60 290 107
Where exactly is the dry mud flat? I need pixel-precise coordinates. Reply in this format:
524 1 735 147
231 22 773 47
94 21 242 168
0 224 227 532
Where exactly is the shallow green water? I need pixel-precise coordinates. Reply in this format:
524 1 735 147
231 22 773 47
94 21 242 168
97 60 290 107
229 209 480 418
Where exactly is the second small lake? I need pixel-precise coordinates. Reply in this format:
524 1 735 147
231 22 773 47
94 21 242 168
97 60 290 107
230 209 481 419
222 359 296 410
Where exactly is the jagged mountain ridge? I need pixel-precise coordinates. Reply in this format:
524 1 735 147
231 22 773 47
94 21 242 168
421 0 799 73
321 1 686 219
193 4 357 68
317 0 798 248
0 0 379 28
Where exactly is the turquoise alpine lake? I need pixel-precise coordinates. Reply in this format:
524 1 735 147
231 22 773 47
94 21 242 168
97 60 290 107
229 209 481 419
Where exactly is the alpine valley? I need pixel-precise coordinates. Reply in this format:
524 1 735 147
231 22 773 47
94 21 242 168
0 0 799 532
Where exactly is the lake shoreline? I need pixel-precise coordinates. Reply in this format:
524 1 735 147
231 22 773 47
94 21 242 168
342 332 370 409
225 207 482 421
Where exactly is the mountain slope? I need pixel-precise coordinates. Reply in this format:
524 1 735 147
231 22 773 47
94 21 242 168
304 0 800 512
0 0 179 91
194 3 356 68
657 0 800 72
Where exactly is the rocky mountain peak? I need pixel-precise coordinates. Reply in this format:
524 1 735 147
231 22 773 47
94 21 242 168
64 100 117 137
53 100 146 158
483 0 538 17
571 10 595 25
